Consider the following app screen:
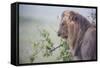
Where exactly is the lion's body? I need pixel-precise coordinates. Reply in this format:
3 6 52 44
74 25 96 60
82 26 96 60
58 10 96 60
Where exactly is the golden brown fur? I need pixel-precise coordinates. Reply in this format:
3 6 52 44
58 10 96 60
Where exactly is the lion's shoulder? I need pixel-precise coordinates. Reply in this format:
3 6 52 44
80 25 96 60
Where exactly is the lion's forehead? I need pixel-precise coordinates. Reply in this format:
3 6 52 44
61 11 70 21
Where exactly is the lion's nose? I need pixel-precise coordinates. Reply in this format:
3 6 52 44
58 32 61 36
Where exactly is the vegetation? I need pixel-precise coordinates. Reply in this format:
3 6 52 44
56 39 72 61
91 10 96 23
88 10 96 24
30 29 72 63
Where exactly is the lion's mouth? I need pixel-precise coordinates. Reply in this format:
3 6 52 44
65 36 68 38
58 33 68 39
62 35 68 39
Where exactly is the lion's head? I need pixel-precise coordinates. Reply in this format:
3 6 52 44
58 10 91 49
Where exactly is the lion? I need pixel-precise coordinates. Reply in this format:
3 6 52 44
58 10 96 60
